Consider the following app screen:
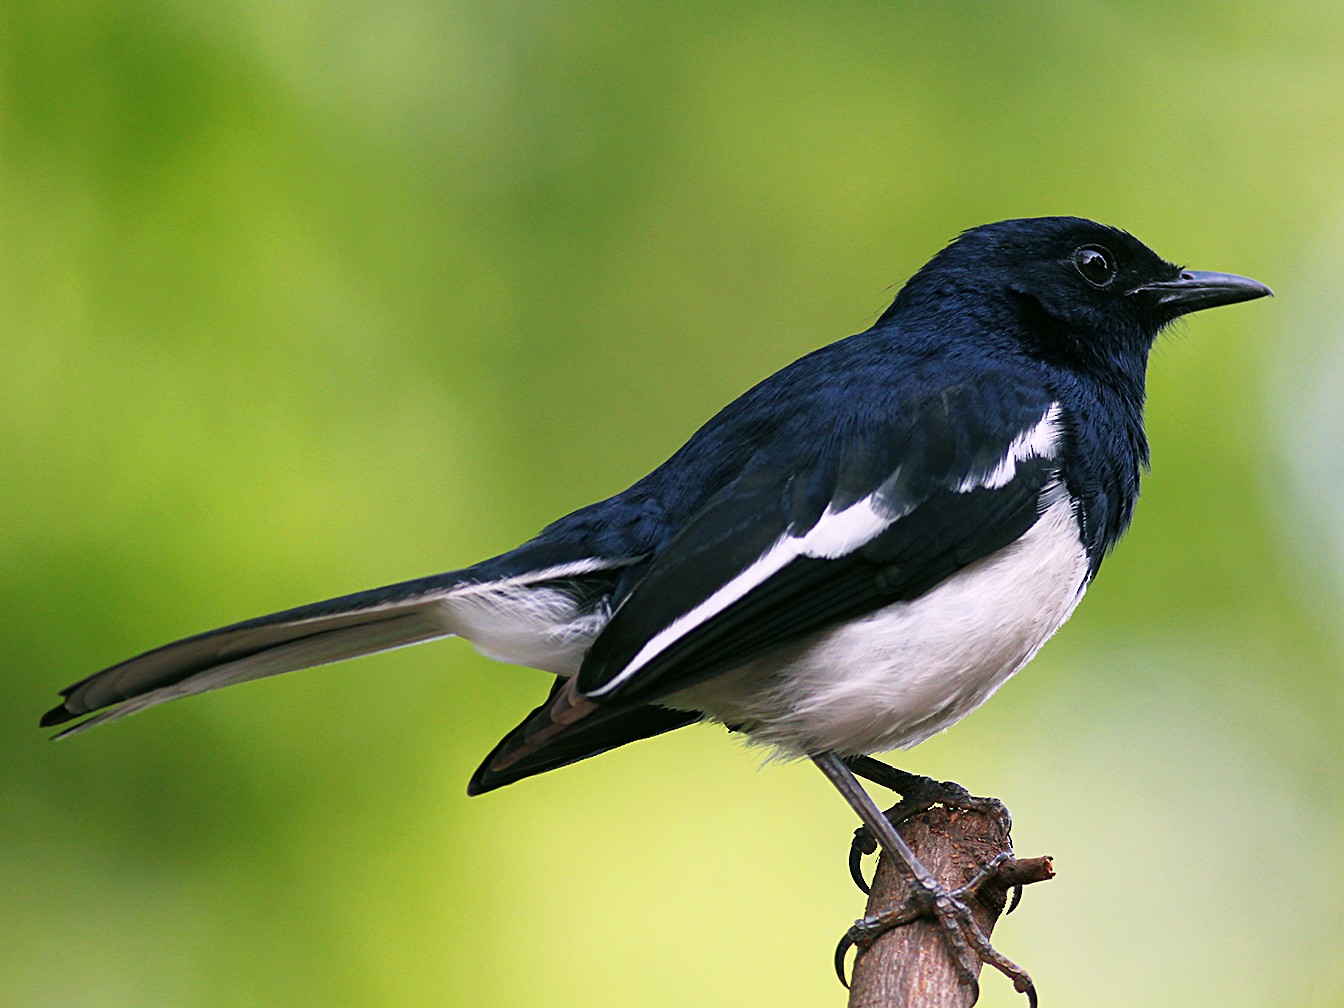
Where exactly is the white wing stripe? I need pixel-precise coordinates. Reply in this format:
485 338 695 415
955 403 1062 493
588 535 798 696
589 495 904 696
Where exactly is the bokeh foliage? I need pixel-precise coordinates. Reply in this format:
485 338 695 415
4 3 1343 1006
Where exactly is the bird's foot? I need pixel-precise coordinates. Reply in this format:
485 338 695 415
836 851 1037 1007
845 757 1011 895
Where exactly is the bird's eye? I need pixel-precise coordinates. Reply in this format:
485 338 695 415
1072 245 1116 287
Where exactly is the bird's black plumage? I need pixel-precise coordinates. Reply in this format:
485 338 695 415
42 217 1271 803
573 374 1059 700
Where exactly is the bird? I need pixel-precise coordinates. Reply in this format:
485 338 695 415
42 216 1271 1002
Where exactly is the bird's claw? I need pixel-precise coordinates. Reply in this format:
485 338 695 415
846 796 936 893
849 826 878 892
836 851 1036 1005
834 900 924 986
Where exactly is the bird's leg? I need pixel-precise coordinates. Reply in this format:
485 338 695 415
844 754 1012 894
812 752 1036 1007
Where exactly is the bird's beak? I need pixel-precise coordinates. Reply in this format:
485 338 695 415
1129 270 1274 315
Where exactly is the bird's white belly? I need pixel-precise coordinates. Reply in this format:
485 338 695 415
670 491 1089 756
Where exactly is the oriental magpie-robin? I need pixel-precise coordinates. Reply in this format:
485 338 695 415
42 217 1271 1001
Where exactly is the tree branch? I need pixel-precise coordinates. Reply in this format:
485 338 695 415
846 802 1054 1008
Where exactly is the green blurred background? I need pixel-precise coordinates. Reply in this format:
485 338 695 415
4 2 1342 1006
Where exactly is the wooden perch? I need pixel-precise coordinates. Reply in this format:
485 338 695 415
846 802 1054 1008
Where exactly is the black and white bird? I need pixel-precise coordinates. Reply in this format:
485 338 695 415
42 217 1270 1000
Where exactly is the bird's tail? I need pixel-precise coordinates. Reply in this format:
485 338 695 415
41 551 634 738
41 576 467 737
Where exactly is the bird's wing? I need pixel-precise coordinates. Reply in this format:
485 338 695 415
580 380 1068 701
468 379 1071 790
42 539 642 737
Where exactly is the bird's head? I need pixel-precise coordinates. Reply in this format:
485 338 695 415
884 216 1272 383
